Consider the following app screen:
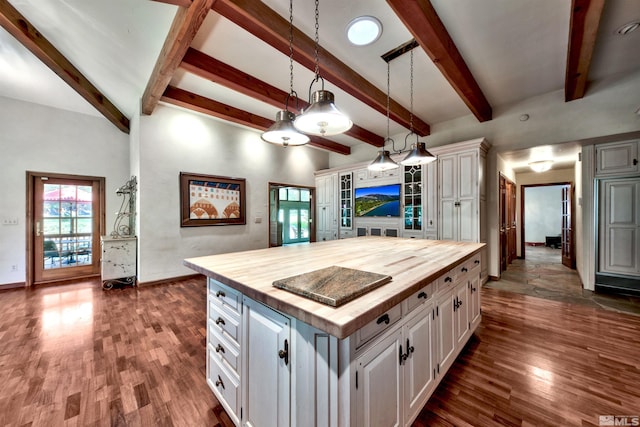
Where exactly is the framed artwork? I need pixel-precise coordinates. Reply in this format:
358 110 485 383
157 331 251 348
180 172 246 226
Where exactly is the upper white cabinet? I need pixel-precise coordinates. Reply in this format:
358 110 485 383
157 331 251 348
595 140 639 177
316 173 338 241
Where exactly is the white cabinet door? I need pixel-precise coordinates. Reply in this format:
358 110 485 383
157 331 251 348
599 178 640 275
469 274 482 329
454 281 470 346
316 174 338 241
356 331 403 427
243 297 291 427
403 303 436 426
596 141 639 176
436 288 456 375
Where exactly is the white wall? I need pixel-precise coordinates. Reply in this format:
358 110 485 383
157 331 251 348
0 96 130 286
524 186 563 243
134 104 329 282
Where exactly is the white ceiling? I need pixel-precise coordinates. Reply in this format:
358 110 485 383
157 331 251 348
2 0 639 167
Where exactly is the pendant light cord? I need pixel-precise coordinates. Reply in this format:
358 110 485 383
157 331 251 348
313 0 320 79
386 61 391 145
409 49 414 135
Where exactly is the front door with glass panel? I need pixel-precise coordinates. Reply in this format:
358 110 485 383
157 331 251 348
278 187 311 245
33 175 102 283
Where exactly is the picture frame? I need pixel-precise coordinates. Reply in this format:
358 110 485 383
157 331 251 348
180 172 246 226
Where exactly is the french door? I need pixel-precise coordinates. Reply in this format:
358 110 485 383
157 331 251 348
29 172 104 285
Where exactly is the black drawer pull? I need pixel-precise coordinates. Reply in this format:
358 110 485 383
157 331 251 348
215 375 225 389
278 339 289 365
377 313 390 325
474 259 480 264
215 290 226 298
418 291 427 299
215 344 225 353
461 267 468 272
444 276 452 283
215 317 225 325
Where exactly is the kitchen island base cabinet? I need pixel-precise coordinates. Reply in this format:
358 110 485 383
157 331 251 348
191 239 485 427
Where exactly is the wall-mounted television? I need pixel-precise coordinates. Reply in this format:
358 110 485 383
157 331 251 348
355 184 401 217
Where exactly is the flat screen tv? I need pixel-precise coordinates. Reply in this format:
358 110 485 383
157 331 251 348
354 184 401 217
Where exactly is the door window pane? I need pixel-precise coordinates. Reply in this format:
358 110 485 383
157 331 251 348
289 210 299 239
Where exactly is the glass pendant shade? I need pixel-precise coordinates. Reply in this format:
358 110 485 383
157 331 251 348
528 160 553 173
368 150 399 171
401 142 437 165
262 110 310 146
294 90 353 136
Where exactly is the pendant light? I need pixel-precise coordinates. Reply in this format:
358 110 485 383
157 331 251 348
401 49 436 166
261 0 309 147
294 0 352 136
368 61 399 171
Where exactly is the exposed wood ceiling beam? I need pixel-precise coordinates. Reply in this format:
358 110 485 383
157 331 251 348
161 86 351 155
142 0 215 115
0 0 129 133
386 0 493 122
212 0 430 136
565 0 605 101
181 48 384 147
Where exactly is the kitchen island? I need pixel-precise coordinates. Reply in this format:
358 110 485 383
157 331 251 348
185 237 485 427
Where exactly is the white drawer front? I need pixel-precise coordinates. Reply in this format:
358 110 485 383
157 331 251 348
208 300 240 345
208 278 242 316
207 354 240 425
355 303 402 349
404 281 435 314
208 329 240 375
437 268 458 293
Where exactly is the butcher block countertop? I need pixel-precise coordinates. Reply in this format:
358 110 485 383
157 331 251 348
184 237 484 339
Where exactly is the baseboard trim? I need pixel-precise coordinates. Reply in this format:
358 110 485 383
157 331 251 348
525 242 545 246
0 281 26 291
488 275 500 281
137 273 204 287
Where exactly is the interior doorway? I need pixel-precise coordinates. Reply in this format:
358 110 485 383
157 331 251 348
27 172 105 286
520 182 575 268
268 183 315 247
499 174 517 273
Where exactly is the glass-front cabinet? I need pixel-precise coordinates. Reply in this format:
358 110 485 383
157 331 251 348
339 172 354 238
404 165 423 236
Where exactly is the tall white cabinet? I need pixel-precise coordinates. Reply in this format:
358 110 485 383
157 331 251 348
595 139 640 294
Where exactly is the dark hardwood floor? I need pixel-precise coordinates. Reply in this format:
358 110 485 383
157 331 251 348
0 269 639 426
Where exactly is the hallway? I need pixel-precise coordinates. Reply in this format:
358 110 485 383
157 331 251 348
486 245 640 316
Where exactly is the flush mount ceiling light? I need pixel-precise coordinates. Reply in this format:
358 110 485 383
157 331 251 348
261 0 309 147
294 0 352 136
346 16 382 46
616 20 640 35
529 160 554 173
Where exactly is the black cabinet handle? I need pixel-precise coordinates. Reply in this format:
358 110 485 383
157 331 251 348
461 267 468 272
278 339 289 365
634 158 638 165
445 276 452 283
215 290 225 298
215 344 225 353
474 259 480 264
407 338 414 355
215 375 225 389
377 313 390 325
418 291 427 299
215 317 225 325
399 344 407 365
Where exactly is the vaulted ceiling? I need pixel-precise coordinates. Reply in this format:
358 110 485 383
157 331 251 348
1 0 639 159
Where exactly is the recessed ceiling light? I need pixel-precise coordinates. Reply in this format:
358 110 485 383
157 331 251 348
346 16 382 46
616 21 640 35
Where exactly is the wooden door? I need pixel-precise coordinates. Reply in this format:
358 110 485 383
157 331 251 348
30 173 104 285
499 175 507 271
561 184 575 268
507 180 517 263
